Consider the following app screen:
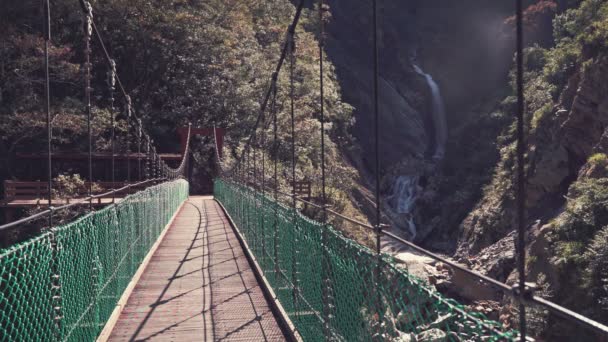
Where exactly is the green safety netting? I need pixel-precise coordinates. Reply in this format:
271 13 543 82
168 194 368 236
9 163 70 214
215 179 517 341
0 179 188 341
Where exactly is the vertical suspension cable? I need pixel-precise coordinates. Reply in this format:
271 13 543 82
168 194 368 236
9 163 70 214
372 0 381 257
515 0 527 340
145 136 150 180
109 59 116 203
261 108 267 270
152 145 157 180
155 147 159 180
126 96 132 185
248 146 252 187
253 135 258 187
288 31 300 320
42 1 60 333
155 149 159 180
372 0 384 335
318 0 332 336
252 132 258 251
43 0 52 218
241 151 245 184
227 1 304 177
261 123 266 195
289 34 297 216
150 144 155 180
155 147 160 180
272 80 280 281
83 1 93 210
42 3 62 334
137 119 142 181
150 145 154 180
246 146 251 233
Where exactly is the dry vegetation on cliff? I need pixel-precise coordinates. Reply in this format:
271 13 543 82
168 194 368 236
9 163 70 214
419 0 608 339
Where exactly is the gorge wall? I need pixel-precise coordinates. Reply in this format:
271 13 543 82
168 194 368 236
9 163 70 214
324 0 518 240
325 0 608 339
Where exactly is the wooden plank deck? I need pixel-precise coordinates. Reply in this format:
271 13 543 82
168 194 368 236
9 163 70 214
107 196 286 341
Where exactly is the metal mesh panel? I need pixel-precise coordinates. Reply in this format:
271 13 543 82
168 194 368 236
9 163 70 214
0 233 56 341
215 179 517 341
0 179 188 341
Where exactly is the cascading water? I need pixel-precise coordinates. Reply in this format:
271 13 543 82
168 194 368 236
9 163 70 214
388 63 447 240
388 175 421 239
389 175 420 214
413 64 448 160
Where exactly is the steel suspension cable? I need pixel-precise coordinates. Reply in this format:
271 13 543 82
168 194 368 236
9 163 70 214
12 0 190 235
289 34 297 215
253 134 258 189
246 146 251 232
372 0 382 257
226 1 305 176
155 147 161 180
125 96 131 184
318 0 334 337
213 124 225 176
150 140 154 179
42 1 61 335
126 96 132 184
260 111 267 269
43 0 52 221
371 1 385 337
515 0 527 340
145 137 150 180
78 0 181 182
272 82 280 279
149 139 156 179
137 119 142 180
288 31 300 321
151 146 156 180
109 59 116 203
83 1 93 210
160 124 191 180
205 2 608 338
252 132 258 250
261 126 265 197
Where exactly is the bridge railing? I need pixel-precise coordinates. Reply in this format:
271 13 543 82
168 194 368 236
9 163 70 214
215 179 516 341
0 179 188 341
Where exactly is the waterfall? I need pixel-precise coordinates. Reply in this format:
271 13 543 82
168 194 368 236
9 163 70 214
413 64 448 160
387 63 447 240
389 175 420 214
388 175 420 240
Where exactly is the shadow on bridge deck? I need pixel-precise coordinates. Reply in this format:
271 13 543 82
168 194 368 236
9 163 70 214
107 196 286 341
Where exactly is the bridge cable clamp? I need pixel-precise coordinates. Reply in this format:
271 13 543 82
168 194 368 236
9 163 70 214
511 282 538 304
374 223 389 234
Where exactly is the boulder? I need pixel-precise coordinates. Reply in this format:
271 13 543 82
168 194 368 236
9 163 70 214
416 328 447 342
394 331 418 342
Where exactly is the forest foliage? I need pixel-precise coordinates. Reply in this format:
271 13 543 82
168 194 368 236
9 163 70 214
1 0 370 243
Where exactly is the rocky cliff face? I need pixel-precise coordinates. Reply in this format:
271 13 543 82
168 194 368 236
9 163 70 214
462 52 608 249
453 2 608 338
326 0 608 338
325 0 516 171
325 0 519 237
325 0 423 173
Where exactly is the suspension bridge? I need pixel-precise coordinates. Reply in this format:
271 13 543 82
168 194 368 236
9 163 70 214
1 0 608 341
